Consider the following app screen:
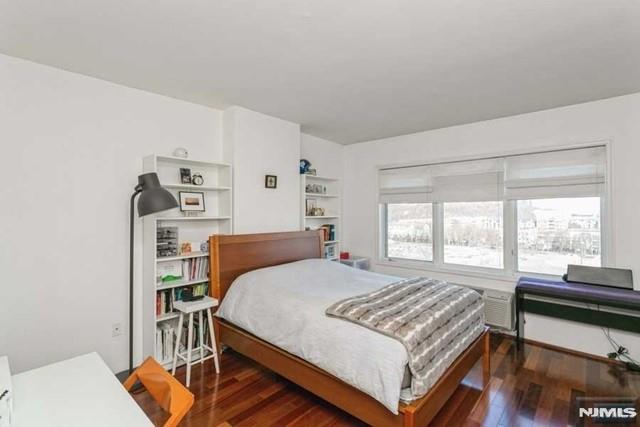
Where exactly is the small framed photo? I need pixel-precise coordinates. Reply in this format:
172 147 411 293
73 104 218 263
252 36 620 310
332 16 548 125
180 168 192 184
265 175 278 189
306 198 317 216
179 191 206 212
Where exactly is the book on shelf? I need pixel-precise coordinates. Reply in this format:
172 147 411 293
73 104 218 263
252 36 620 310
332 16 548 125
156 283 210 316
318 224 336 242
181 316 210 349
154 310 212 363
156 323 175 362
157 257 209 285
181 257 209 281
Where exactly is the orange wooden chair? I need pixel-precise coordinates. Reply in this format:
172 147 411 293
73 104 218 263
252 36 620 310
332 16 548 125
124 357 195 427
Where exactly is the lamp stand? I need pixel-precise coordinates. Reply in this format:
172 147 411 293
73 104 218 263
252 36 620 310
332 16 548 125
129 186 142 374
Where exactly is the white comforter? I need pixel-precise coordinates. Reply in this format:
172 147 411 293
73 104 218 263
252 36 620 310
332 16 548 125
216 258 408 413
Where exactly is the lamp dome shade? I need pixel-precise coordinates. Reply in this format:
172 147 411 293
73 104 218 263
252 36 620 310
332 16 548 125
136 173 179 217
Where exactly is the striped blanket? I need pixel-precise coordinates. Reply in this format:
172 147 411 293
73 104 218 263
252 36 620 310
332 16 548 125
325 277 485 399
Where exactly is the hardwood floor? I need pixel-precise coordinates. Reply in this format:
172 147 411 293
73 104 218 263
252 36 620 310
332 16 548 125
132 333 640 426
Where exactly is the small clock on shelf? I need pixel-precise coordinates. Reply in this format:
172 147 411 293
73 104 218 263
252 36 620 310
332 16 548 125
192 173 204 186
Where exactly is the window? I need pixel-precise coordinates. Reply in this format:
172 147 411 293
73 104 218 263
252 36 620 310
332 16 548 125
444 201 503 269
517 197 601 275
378 146 606 277
386 203 433 261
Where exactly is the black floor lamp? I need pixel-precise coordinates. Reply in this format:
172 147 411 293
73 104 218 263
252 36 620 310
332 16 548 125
129 172 178 374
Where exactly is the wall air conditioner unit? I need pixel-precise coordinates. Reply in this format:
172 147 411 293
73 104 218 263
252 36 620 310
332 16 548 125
483 290 514 330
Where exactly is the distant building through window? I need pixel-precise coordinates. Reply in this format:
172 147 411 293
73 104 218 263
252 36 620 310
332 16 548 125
517 197 601 275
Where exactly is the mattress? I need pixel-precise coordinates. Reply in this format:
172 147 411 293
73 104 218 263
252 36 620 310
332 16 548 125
216 258 476 413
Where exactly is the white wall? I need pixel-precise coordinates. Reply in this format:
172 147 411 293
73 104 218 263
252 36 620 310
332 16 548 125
343 93 640 358
300 133 344 180
0 54 223 373
223 106 301 233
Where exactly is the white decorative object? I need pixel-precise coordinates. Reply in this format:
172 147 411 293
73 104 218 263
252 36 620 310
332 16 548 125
0 357 12 427
172 147 189 158
339 256 370 270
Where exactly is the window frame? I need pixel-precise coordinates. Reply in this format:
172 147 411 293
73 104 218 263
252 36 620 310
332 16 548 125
512 196 606 276
440 200 506 272
375 142 611 281
382 202 435 264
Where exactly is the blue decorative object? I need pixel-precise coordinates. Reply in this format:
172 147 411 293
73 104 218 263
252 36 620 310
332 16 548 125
300 159 311 174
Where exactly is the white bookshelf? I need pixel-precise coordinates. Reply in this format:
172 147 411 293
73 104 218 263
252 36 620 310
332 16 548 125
300 174 341 260
142 154 232 369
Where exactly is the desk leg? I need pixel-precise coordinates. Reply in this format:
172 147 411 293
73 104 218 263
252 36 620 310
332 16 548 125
515 289 524 350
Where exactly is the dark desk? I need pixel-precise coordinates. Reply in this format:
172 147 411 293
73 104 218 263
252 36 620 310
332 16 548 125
516 277 640 347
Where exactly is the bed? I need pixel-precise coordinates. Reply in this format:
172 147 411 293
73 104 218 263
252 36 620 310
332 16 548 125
209 230 489 427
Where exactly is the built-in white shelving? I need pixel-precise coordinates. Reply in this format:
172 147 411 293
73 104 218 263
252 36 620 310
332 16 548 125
164 184 231 191
300 174 341 261
156 278 210 291
156 251 210 262
305 193 339 198
157 216 231 222
142 154 232 369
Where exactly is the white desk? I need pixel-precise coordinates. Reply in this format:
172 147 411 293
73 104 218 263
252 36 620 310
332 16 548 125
11 353 153 427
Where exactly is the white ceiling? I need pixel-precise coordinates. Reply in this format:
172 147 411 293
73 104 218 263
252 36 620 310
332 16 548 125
1 1 639 144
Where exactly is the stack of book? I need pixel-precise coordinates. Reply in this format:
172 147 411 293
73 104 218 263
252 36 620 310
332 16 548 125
155 323 175 363
180 315 210 349
173 284 209 301
182 257 209 281
319 224 336 241
156 289 174 316
156 284 210 316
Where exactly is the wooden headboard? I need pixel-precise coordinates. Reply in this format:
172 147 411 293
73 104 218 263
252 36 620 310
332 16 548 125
209 230 324 301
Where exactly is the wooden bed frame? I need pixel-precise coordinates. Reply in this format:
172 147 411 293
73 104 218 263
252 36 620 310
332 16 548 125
209 230 490 427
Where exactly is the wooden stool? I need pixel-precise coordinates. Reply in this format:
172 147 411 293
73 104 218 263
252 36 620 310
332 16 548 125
171 296 220 387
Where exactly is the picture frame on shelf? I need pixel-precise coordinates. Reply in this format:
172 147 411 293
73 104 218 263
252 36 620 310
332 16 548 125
178 191 205 212
306 198 317 216
180 242 192 255
180 168 192 184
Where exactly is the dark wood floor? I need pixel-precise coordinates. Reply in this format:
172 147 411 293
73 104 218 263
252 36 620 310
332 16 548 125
132 333 640 426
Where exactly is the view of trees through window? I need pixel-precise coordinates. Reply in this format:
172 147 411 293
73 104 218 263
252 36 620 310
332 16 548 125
386 203 433 261
517 197 601 275
444 201 503 269
384 197 602 276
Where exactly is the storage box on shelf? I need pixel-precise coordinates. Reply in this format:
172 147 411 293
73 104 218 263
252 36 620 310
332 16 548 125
142 154 232 369
300 174 341 260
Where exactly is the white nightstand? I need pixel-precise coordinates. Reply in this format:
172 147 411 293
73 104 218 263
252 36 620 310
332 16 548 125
339 256 370 270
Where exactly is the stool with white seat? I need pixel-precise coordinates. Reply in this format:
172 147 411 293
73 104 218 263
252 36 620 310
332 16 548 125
171 296 220 387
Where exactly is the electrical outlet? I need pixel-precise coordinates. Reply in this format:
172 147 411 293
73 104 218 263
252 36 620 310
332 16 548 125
112 323 123 337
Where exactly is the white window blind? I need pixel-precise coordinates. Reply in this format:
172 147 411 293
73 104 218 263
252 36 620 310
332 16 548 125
379 146 606 202
379 165 432 203
430 158 504 202
504 146 606 199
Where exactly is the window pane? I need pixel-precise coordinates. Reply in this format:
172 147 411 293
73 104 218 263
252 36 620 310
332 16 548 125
386 203 433 261
444 202 503 268
517 197 601 275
